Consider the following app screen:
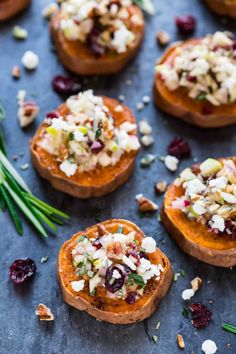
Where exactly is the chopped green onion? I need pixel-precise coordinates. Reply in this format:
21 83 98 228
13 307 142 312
117 226 124 234
128 273 145 286
222 323 236 334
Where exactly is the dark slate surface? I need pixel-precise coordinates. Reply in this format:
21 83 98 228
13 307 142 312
0 0 236 353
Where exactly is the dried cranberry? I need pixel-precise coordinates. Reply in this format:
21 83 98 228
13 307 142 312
187 75 197 83
52 75 81 95
125 291 137 304
127 250 140 261
105 266 124 293
9 258 36 285
189 303 212 329
168 137 191 159
46 111 60 119
91 139 104 154
202 104 213 115
176 15 196 35
139 251 149 260
87 26 106 56
93 238 102 249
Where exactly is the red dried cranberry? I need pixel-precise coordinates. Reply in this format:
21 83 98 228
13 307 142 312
187 75 197 83
91 139 105 154
139 251 149 260
188 303 212 329
52 75 81 95
176 15 196 35
87 26 106 56
9 258 36 285
93 238 102 249
105 266 124 293
168 137 191 159
125 291 137 304
202 104 213 115
46 111 60 119
127 250 140 261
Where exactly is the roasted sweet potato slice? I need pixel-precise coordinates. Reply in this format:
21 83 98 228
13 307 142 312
153 39 236 128
30 96 139 198
161 158 236 268
204 0 236 18
58 219 173 324
0 0 30 21
50 5 144 75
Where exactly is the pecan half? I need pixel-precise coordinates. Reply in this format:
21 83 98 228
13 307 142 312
35 303 54 321
136 194 158 212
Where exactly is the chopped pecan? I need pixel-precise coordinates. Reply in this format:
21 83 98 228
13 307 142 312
11 66 21 79
35 303 54 321
97 224 108 236
107 241 123 259
157 31 170 46
136 194 158 212
191 277 202 292
155 181 167 194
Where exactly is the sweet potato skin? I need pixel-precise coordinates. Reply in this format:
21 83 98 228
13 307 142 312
30 97 139 198
204 0 236 18
161 158 236 268
50 5 144 75
58 219 173 324
153 40 236 128
0 0 30 21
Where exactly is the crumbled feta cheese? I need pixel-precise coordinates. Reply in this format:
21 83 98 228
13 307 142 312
112 269 121 279
71 279 85 292
140 135 154 147
209 215 225 232
141 237 156 253
122 254 136 270
202 340 217 354
181 288 195 301
42 3 59 19
59 160 77 177
164 155 179 172
22 51 39 70
139 120 152 135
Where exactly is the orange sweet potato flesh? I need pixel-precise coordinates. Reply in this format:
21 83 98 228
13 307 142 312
204 0 236 18
161 158 236 268
58 219 173 324
30 97 139 198
153 39 236 128
0 0 30 21
50 5 144 75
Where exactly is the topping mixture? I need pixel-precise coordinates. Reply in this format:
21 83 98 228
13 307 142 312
59 0 142 55
70 225 164 302
156 32 236 106
172 158 236 236
39 90 140 176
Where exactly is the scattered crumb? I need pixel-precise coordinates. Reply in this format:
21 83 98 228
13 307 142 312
125 79 132 86
140 135 154 147
114 104 124 113
135 194 158 213
164 155 179 172
41 256 49 264
17 90 39 128
35 303 54 321
12 155 18 161
152 335 158 343
12 26 28 40
139 120 152 135
118 94 125 102
20 163 29 171
182 288 194 301
22 51 39 70
156 321 160 330
191 277 202 292
136 102 144 111
11 66 21 79
177 334 185 349
201 340 217 354
157 30 170 46
155 181 167 194
142 95 151 104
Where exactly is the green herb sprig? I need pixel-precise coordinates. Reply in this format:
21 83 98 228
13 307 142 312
222 322 236 334
0 101 69 237
133 0 155 15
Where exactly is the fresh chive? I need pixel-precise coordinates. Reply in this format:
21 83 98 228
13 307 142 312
0 99 5 121
182 308 189 319
117 226 124 234
128 273 145 287
95 128 101 139
77 235 87 242
0 187 6 211
222 323 236 334
31 206 57 232
41 256 48 264
196 92 207 101
0 184 23 235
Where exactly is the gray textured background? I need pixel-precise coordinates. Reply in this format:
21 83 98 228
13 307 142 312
0 0 235 353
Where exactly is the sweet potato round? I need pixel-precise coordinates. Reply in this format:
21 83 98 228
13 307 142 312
161 158 236 268
153 39 236 128
50 5 144 75
204 0 236 18
0 0 30 21
30 97 139 198
58 219 173 324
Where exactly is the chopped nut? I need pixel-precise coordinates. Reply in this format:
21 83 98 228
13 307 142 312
17 90 39 128
35 303 54 321
191 276 202 292
11 66 21 79
97 224 108 236
136 194 158 212
177 334 185 349
157 31 170 46
42 2 59 19
155 181 167 194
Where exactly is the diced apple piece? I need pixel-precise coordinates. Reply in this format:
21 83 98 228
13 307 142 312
200 158 222 177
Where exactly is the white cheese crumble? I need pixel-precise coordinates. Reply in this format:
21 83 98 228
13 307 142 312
202 340 217 354
22 51 39 70
181 288 195 301
164 155 179 172
71 279 85 292
141 237 156 253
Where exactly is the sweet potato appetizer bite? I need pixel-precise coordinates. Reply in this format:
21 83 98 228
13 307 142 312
58 219 173 324
50 0 144 75
154 31 236 128
162 157 236 267
204 0 236 18
0 0 30 21
30 90 140 198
